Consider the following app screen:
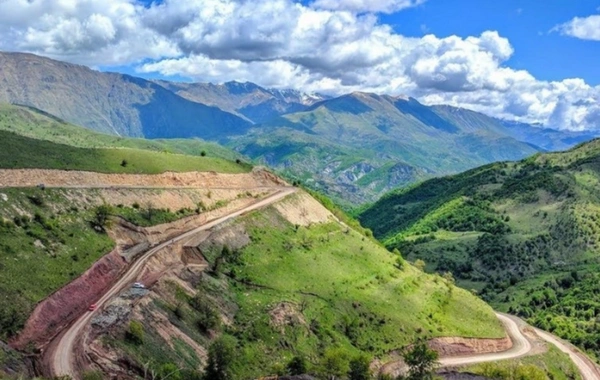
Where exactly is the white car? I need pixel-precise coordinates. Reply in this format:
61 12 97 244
132 282 145 289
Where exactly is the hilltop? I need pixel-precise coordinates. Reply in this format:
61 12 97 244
359 138 600 360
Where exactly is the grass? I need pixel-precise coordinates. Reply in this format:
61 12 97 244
191 206 505 378
0 188 114 339
0 103 243 162
0 130 251 174
113 204 197 227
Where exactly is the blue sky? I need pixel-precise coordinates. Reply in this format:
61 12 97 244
0 0 598 130
382 0 600 84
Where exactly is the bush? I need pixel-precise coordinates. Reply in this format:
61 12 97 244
349 355 371 380
204 335 236 380
189 295 221 333
287 355 308 376
319 348 350 380
403 338 439 380
126 320 144 345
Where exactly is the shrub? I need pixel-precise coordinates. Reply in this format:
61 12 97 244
204 335 236 380
348 355 371 380
126 320 144 345
287 355 308 376
189 295 221 333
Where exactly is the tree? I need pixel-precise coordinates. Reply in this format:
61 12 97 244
414 259 426 272
348 355 371 380
189 295 221 333
204 335 236 380
201 150 207 157
402 339 438 380
320 348 350 380
287 355 308 376
126 320 144 345
91 204 113 232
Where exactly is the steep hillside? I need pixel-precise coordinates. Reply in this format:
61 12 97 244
156 80 325 124
230 93 539 205
0 52 251 138
359 139 600 360
17 187 505 379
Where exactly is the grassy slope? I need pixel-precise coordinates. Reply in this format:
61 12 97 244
359 138 600 360
0 130 250 174
196 202 503 377
0 103 244 162
0 188 114 339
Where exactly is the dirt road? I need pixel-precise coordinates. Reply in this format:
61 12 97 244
49 187 296 379
439 313 600 380
438 313 531 367
533 326 600 380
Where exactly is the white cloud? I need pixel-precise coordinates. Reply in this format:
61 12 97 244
0 0 178 65
555 14 600 41
0 0 598 131
310 0 426 14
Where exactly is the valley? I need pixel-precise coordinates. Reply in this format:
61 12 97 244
1 52 596 206
359 138 600 366
0 49 599 380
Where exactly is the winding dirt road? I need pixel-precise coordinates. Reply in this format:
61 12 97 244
49 187 296 379
439 314 531 367
438 313 600 380
532 326 600 380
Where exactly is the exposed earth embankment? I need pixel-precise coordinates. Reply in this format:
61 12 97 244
0 168 286 188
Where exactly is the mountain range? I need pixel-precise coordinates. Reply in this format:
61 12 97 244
0 51 596 204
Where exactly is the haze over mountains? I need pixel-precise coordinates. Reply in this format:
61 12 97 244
0 51 596 204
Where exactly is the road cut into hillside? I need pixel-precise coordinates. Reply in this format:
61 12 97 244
45 187 297 379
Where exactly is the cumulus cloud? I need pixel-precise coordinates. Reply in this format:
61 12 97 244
555 13 600 41
0 0 178 65
0 0 598 131
310 0 426 14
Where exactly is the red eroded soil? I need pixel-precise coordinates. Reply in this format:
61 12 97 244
10 249 128 350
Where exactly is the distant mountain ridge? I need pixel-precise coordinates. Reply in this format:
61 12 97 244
0 51 597 204
155 80 327 124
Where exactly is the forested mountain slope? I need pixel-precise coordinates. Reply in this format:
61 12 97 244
359 139 600 360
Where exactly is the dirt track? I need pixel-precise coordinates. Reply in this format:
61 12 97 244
0 168 286 188
532 325 600 380
48 187 296 379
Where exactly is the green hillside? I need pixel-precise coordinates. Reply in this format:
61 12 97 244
0 103 245 162
101 194 504 379
231 93 539 206
359 138 600 360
